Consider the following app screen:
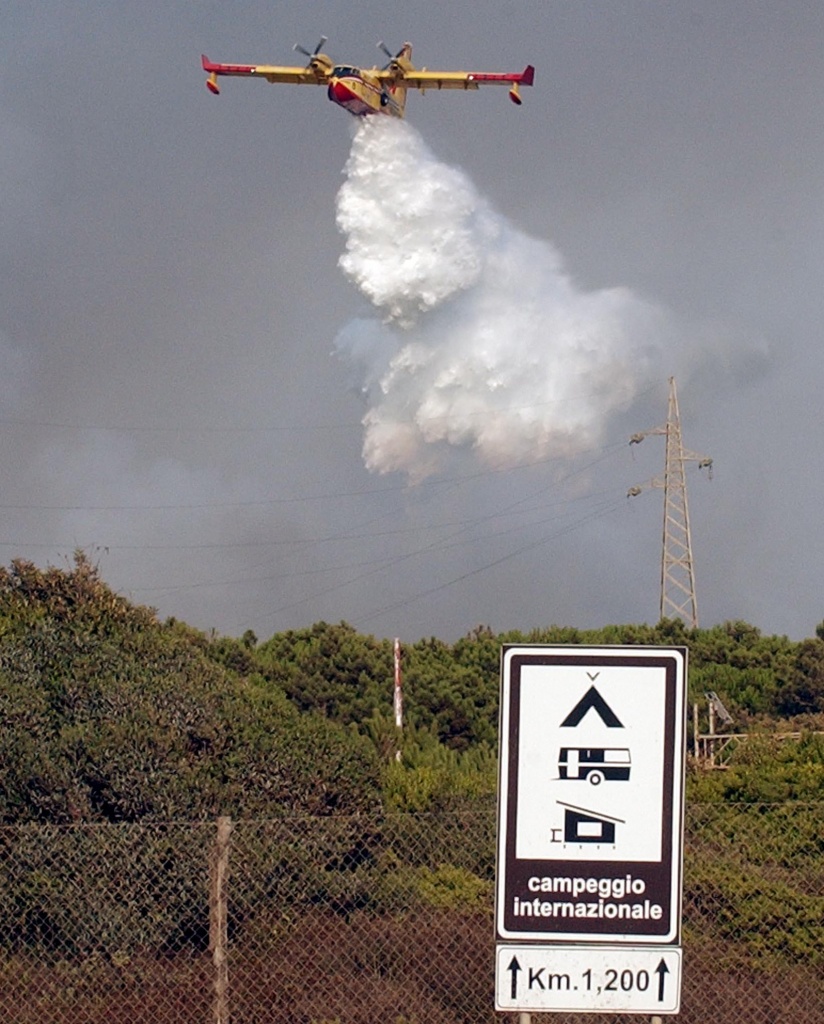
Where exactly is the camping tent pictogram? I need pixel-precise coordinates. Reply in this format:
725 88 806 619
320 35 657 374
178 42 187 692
560 685 623 728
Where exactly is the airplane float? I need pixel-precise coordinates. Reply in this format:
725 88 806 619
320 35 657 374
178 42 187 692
201 39 534 118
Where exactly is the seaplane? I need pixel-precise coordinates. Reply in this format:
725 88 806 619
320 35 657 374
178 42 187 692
201 39 534 118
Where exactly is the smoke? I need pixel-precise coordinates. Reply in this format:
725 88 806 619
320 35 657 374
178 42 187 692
0 330 34 412
334 117 667 480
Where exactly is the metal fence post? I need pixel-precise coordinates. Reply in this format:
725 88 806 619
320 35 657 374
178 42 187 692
210 816 232 1024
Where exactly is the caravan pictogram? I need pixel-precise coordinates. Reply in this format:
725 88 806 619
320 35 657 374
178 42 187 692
558 747 631 785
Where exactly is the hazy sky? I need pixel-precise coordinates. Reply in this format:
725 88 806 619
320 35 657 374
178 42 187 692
2 2 823 643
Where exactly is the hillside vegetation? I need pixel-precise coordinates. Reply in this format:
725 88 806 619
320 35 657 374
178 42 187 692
1 554 822 824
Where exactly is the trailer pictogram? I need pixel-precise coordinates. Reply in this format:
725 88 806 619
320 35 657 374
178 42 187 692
558 747 631 784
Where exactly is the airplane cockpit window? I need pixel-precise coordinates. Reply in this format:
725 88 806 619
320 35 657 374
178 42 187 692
332 66 357 77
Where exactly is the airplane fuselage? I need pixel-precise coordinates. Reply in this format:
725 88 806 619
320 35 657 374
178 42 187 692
327 67 405 117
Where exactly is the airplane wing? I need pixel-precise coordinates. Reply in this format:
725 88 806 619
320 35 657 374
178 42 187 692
376 64 535 101
201 55 328 93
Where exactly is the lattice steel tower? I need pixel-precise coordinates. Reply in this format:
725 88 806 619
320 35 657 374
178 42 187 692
628 377 712 628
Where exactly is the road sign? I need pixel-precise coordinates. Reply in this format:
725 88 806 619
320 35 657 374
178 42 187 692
495 646 686 944
495 944 682 1014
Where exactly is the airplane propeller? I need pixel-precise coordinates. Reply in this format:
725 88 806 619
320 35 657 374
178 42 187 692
294 36 328 62
377 41 405 69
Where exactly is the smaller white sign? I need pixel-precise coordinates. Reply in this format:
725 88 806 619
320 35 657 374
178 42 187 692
495 944 682 1014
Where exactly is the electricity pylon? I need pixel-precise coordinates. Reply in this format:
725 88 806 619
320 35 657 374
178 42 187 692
628 377 712 628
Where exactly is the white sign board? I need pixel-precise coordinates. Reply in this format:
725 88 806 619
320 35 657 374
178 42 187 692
495 646 686 944
495 944 682 1014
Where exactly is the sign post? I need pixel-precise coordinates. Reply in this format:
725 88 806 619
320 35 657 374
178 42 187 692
495 646 687 1015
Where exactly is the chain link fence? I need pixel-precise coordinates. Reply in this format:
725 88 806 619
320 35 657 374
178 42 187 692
0 803 821 1023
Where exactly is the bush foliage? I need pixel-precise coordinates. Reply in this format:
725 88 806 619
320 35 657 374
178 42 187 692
1 555 823 825
0 556 380 823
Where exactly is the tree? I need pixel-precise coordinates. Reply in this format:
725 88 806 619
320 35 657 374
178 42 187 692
775 638 824 716
0 555 380 823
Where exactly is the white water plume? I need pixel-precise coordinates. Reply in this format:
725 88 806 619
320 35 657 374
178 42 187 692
334 118 666 480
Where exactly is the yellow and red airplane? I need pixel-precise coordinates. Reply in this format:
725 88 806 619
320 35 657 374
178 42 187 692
201 39 534 118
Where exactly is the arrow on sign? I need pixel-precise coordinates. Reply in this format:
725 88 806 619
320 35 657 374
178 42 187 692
507 956 522 999
655 958 670 1001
